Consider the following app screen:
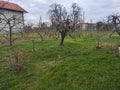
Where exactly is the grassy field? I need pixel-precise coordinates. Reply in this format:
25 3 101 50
0 31 120 90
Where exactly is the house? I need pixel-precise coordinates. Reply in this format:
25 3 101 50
78 23 96 31
0 1 27 34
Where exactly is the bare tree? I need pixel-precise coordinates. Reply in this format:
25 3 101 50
36 16 45 41
0 1 24 46
96 21 104 48
108 14 120 37
0 12 23 46
71 3 82 31
48 3 83 46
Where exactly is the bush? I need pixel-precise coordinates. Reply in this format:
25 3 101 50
5 50 27 73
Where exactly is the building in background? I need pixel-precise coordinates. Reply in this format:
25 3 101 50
0 0 27 34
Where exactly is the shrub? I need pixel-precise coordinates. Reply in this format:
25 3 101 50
5 50 27 73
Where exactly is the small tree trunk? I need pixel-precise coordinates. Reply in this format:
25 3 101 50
32 40 35 52
96 40 100 49
10 27 12 46
60 32 66 46
39 34 44 41
96 31 101 49
38 32 44 41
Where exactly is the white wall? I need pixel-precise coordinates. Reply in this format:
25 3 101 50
0 9 24 34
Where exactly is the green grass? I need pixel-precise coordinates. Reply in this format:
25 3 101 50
0 31 120 90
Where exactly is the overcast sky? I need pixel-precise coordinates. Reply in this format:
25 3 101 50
10 0 120 24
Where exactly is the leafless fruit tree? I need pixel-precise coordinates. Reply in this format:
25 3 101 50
48 3 83 46
108 14 120 37
0 1 25 46
36 16 45 41
96 22 104 48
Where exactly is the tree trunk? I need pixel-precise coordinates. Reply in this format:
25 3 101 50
39 33 44 41
10 27 12 46
32 40 35 52
38 31 44 41
60 32 66 46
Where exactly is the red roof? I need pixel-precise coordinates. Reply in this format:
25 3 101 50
0 1 27 13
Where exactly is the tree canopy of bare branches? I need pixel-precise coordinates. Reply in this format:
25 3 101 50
0 1 24 46
108 14 120 36
48 3 83 46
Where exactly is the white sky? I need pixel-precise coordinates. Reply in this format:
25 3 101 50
10 0 120 24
